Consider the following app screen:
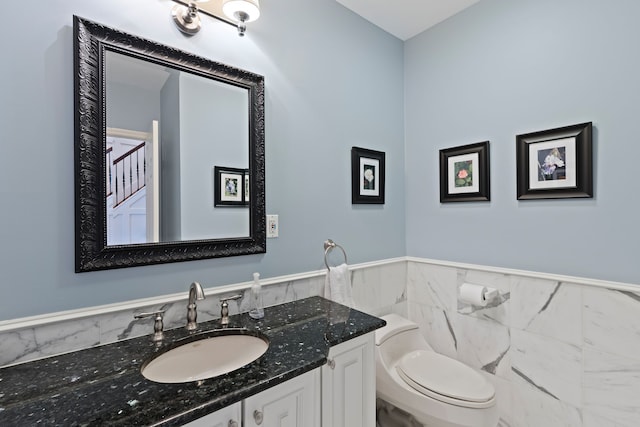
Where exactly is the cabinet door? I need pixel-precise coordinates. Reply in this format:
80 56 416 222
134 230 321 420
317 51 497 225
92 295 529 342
322 332 375 427
244 369 320 427
182 401 241 427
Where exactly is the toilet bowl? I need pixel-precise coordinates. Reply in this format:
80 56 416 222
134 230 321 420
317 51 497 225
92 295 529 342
375 314 498 427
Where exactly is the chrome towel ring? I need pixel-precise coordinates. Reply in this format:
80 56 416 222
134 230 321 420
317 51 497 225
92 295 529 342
324 239 348 270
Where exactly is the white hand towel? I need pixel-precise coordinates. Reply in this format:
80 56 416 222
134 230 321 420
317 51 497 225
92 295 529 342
324 263 354 307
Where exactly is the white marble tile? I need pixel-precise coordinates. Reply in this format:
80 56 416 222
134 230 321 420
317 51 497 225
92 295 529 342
511 277 582 347
262 278 324 308
389 300 408 317
510 329 582 408
352 263 407 314
290 276 325 299
455 314 511 378
99 301 186 344
0 318 100 367
481 371 513 427
583 411 629 427
510 378 582 427
259 281 292 307
366 305 390 317
583 348 640 427
408 301 457 359
584 287 640 358
369 300 408 318
0 329 38 366
407 262 457 310
457 269 510 327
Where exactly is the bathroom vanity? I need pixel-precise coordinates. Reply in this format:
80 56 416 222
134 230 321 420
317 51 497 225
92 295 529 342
188 330 375 427
0 296 384 426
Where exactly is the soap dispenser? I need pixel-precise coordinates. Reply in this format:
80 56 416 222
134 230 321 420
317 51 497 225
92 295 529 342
249 272 264 319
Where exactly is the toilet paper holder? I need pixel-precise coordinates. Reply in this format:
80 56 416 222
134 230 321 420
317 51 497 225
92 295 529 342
458 283 499 306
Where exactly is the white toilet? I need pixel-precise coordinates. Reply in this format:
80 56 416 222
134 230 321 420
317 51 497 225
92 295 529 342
375 314 498 427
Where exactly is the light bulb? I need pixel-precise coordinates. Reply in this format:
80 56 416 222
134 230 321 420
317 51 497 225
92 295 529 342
222 0 260 23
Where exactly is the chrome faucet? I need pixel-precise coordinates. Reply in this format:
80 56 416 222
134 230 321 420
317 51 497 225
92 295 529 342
186 281 205 331
219 294 243 325
134 309 165 342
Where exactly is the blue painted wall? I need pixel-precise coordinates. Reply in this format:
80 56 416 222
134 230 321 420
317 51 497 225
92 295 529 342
179 74 249 239
107 81 160 132
0 0 405 319
9 0 633 320
405 0 640 284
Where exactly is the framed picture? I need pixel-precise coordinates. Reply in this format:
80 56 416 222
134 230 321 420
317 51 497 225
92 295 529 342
214 166 248 206
351 147 385 204
244 171 250 202
516 122 592 200
439 141 490 203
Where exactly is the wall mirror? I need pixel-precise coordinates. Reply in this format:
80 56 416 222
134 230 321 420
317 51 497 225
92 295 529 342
74 16 265 272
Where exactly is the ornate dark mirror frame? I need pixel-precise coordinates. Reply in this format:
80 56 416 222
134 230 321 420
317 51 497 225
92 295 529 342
74 16 266 272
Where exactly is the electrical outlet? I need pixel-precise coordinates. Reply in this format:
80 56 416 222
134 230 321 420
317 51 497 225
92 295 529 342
267 215 279 238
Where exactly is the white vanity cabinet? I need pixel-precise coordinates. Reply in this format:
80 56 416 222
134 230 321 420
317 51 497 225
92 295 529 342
182 370 319 427
182 401 242 427
182 332 375 427
244 369 321 427
321 332 376 427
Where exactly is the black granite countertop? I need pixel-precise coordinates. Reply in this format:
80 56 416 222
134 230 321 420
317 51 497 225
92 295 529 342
0 296 385 426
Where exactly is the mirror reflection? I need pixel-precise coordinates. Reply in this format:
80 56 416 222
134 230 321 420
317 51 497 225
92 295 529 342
74 16 265 272
105 51 249 246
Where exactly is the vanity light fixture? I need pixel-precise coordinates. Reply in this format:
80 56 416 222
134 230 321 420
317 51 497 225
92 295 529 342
171 0 260 37
222 0 260 36
172 0 207 35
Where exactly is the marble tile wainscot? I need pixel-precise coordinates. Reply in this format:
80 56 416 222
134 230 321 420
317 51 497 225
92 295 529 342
0 258 407 368
0 296 385 426
406 257 640 427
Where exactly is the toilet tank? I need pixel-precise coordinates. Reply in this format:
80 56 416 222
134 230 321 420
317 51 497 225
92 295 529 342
376 314 433 366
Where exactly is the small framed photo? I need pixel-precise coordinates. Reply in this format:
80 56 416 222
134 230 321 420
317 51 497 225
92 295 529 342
214 166 248 206
244 171 250 202
516 122 593 200
351 147 385 204
439 141 490 203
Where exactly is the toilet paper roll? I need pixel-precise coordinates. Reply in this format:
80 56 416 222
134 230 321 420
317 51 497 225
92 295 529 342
459 283 492 307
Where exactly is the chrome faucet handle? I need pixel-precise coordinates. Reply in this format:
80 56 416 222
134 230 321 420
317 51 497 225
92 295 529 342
134 310 166 342
187 281 206 331
219 294 243 325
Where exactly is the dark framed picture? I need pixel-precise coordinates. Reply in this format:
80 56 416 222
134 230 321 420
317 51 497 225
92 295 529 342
439 141 490 203
244 170 250 202
516 122 592 200
351 147 385 204
214 166 248 206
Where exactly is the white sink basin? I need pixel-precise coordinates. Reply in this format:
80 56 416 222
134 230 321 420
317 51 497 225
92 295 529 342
141 329 269 383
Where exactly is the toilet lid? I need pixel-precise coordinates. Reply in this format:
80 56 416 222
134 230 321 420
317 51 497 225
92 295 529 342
396 350 495 408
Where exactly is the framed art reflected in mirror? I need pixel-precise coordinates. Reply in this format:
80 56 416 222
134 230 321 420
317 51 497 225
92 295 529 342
214 166 249 207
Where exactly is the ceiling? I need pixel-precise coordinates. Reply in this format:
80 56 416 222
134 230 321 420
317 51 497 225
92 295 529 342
334 0 482 41
182 0 480 41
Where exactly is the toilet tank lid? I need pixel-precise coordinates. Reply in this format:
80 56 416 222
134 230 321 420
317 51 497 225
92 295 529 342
375 314 419 346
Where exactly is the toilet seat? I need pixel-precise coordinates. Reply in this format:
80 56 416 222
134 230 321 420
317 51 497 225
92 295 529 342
396 350 495 409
